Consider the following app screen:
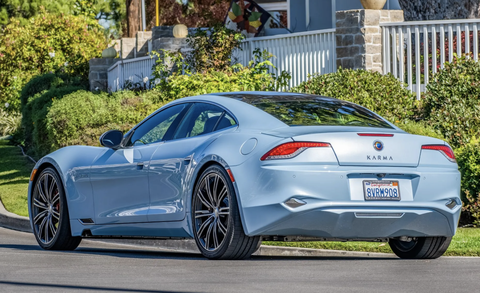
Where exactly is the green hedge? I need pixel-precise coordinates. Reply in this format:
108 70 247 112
291 68 418 122
45 90 166 154
423 56 480 148
395 120 445 140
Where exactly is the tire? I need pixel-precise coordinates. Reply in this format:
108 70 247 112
389 236 452 259
30 167 81 250
192 165 260 260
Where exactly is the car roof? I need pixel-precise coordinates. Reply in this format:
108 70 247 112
166 92 288 131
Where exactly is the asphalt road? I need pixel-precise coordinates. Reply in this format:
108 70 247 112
0 227 479 293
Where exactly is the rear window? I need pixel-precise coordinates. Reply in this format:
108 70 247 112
227 95 393 129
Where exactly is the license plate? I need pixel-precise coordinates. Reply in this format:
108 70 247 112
363 180 401 201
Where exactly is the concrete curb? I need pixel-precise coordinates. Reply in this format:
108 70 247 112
0 199 395 258
0 200 32 233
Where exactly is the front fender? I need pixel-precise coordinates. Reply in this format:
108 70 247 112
28 146 108 229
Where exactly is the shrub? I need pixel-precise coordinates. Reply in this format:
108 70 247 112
423 56 480 148
462 190 480 227
291 68 419 122
24 86 85 156
153 49 291 100
0 109 21 136
45 90 166 154
455 137 480 203
0 9 107 112
395 120 445 140
184 24 245 73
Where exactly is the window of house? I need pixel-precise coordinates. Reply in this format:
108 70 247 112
256 0 289 29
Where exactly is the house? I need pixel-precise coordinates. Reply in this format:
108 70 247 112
258 0 401 35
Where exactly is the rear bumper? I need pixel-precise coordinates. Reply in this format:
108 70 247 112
242 203 459 239
231 162 461 239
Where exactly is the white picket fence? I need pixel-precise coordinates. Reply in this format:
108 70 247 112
107 29 336 92
107 56 157 92
237 29 337 88
381 19 480 99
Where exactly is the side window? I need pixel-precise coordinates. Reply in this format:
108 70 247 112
173 103 234 140
216 113 237 131
126 103 188 146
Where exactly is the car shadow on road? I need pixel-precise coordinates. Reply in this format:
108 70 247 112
0 280 196 293
0 243 396 262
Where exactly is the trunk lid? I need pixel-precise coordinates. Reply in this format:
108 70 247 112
263 126 445 167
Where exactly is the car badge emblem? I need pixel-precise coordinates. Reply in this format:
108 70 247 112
373 140 383 151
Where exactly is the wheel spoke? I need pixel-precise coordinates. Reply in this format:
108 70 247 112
48 177 56 202
34 210 48 224
197 216 213 238
212 219 219 248
38 216 47 241
33 198 48 210
48 217 56 237
217 220 227 235
51 193 60 205
216 186 227 207
205 176 216 207
212 175 219 206
43 175 50 202
51 210 60 221
37 179 48 204
44 217 49 242
197 190 213 209
218 207 230 216
205 221 214 249
195 210 213 219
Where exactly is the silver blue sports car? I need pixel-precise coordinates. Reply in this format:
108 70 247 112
28 92 461 259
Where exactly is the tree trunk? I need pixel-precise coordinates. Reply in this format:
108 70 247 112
398 0 480 21
126 0 141 37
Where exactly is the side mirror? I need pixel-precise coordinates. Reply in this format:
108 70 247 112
100 130 123 149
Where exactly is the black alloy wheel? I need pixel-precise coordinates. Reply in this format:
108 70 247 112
31 167 81 250
192 165 260 260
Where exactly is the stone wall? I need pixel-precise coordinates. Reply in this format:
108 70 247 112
152 38 188 53
89 58 119 91
336 9 404 73
398 0 480 21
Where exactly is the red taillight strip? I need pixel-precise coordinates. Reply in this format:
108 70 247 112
261 142 330 161
421 145 456 162
357 133 394 137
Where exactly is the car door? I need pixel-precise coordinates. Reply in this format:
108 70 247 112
90 103 190 224
147 102 237 222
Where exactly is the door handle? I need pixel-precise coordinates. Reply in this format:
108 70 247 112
137 162 144 170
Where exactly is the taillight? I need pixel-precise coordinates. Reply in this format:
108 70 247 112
261 142 330 161
421 145 456 162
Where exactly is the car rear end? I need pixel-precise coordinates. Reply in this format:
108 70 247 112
225 94 461 241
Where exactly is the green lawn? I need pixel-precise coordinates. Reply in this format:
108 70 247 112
0 139 34 217
264 228 480 257
0 138 479 256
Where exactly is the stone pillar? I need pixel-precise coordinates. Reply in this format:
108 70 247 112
336 9 404 73
120 38 136 59
136 31 152 57
88 58 119 91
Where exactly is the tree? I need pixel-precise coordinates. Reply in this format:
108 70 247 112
144 0 230 29
0 0 75 26
126 0 141 37
0 9 108 111
398 0 480 21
